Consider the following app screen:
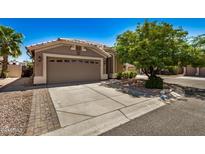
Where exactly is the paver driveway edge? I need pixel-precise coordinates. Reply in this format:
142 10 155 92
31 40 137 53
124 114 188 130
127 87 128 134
42 110 129 136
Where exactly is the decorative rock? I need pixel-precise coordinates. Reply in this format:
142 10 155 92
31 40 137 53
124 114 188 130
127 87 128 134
160 90 166 95
160 94 168 100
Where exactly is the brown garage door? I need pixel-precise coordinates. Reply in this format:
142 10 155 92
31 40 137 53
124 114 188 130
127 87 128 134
47 57 101 84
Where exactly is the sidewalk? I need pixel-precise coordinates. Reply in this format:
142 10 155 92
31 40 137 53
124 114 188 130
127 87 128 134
0 78 19 89
164 76 205 90
136 75 205 90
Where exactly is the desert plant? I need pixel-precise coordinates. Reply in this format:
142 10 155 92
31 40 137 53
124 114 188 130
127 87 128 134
122 72 129 79
145 76 163 89
22 61 33 77
0 25 24 78
116 71 137 79
128 71 137 78
128 71 133 78
116 72 122 79
132 72 137 78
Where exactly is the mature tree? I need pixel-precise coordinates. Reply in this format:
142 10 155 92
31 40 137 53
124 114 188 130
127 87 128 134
191 34 205 52
115 21 196 88
189 34 205 67
0 26 23 78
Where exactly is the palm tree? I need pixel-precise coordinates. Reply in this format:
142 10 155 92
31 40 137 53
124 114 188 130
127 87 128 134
0 26 23 78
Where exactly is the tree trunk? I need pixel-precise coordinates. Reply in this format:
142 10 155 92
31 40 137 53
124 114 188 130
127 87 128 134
142 68 150 78
142 67 158 79
149 66 157 79
1 55 8 78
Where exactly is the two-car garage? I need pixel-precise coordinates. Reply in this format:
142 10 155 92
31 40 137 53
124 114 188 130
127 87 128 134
47 57 101 84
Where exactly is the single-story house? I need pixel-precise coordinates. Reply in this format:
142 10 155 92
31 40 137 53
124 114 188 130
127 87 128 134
26 38 123 84
124 63 136 72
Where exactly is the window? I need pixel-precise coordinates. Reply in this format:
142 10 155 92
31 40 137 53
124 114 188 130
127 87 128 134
82 47 87 51
70 45 76 50
84 60 89 64
56 60 63 62
64 60 70 63
78 60 83 63
95 61 99 64
49 60 55 62
72 59 76 63
90 61 94 64
76 45 82 51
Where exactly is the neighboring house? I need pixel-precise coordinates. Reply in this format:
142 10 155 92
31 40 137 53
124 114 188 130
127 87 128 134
26 38 123 84
184 66 205 77
124 63 136 72
9 59 21 65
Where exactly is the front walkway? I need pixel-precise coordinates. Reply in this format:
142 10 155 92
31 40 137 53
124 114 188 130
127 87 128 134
0 78 19 89
43 83 165 136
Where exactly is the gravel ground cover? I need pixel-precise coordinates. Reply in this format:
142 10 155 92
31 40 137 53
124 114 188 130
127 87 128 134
0 90 33 136
101 79 161 96
101 79 182 102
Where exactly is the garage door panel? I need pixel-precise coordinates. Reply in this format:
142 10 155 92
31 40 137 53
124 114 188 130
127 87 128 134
47 57 100 84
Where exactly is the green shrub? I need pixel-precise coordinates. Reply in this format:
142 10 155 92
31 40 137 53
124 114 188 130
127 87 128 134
133 72 137 78
128 72 133 78
117 71 137 79
116 72 122 79
145 76 163 89
128 71 137 78
167 66 178 75
122 72 129 79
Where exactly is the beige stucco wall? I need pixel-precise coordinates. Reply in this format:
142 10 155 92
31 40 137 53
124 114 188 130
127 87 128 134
185 66 196 76
199 67 205 77
116 58 124 72
103 59 107 74
7 64 22 77
34 45 106 76
185 66 205 77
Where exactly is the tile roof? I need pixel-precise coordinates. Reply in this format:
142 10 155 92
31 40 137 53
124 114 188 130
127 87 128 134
26 38 109 49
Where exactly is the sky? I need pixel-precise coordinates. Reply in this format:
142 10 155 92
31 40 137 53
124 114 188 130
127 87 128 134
0 18 205 62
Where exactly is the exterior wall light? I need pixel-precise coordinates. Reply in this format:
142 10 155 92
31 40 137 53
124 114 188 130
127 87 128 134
38 56 42 62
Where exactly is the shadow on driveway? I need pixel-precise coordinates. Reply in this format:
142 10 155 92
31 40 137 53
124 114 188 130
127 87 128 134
0 78 103 93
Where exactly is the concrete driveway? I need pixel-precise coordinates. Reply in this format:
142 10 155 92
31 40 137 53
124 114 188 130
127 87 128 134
44 82 165 136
